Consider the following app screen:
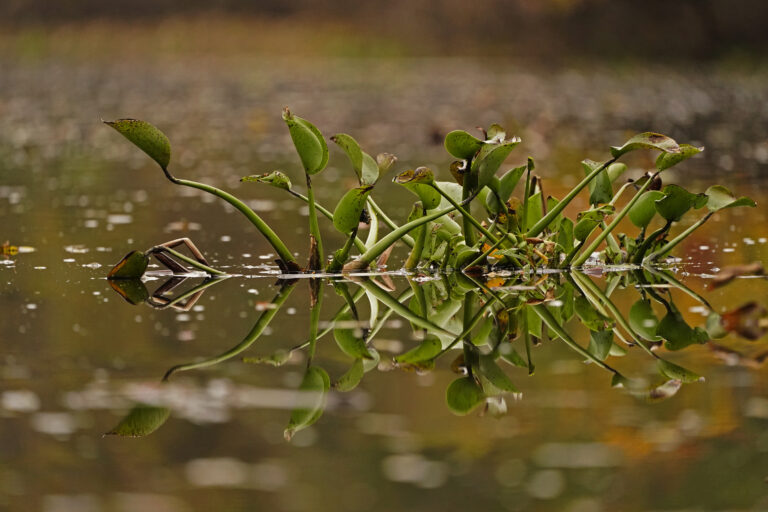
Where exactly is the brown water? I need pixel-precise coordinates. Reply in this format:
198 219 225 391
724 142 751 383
1 57 768 511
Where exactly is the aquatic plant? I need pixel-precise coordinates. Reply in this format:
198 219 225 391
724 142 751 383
104 112 756 276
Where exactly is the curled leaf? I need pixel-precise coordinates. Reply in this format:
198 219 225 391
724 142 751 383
284 366 330 440
104 404 170 437
394 167 440 209
445 377 485 415
705 185 756 212
104 119 171 170
107 250 149 280
657 359 704 383
241 170 292 191
610 132 681 158
283 108 328 175
656 144 703 171
333 186 374 234
444 130 483 160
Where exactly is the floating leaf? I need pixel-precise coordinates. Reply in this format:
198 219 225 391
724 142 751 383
104 404 170 437
282 108 328 175
284 366 330 440
657 359 704 383
241 170 292 191
104 119 171 170
445 377 485 415
705 185 757 212
583 160 612 205
628 190 665 228
334 359 365 392
629 299 661 341
655 184 707 222
655 144 703 171
394 167 441 210
333 313 374 359
332 186 374 234
107 250 149 280
444 130 483 160
610 132 681 158
657 308 709 350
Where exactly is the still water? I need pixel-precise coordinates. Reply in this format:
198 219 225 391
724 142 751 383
1 57 768 511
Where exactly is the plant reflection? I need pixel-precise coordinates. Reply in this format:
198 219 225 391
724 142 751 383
105 268 766 440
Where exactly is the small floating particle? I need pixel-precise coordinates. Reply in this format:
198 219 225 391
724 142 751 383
258 253 275 260
247 289 259 295
84 219 98 228
255 302 278 311
26 304 37 310
699 245 710 250
33 266 46 270
63 258 75 263
723 248 735 253
64 245 89 254
82 262 102 269
759 238 767 244
220 235 231 242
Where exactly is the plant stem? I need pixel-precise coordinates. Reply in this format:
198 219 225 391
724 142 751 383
171 176 297 267
368 198 415 248
631 221 672 264
645 212 713 263
153 246 227 276
404 206 427 270
461 173 477 247
526 157 617 238
288 189 367 253
571 173 653 267
305 174 323 270
433 185 500 245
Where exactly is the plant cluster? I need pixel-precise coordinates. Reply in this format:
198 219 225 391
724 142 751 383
104 110 755 277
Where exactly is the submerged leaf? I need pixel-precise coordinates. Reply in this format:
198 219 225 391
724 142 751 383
445 377 485 415
610 132 681 158
629 299 661 341
395 336 442 365
478 355 519 394
108 278 149 305
720 302 767 341
104 404 170 437
587 330 614 361
707 262 764 290
104 119 171 170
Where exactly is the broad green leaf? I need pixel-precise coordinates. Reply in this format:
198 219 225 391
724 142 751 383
478 355 519 394
394 167 441 210
445 377 485 415
628 190 665 228
657 309 709 351
607 162 627 183
575 295 613 331
333 313 374 359
573 205 614 242
656 144 703 171
473 139 522 189
545 196 563 231
610 132 681 158
582 160 612 205
107 250 148 280
104 404 170 437
282 108 328 175
525 191 543 231
629 299 661 341
444 130 483 160
587 330 613 361
557 218 574 253
332 186 374 234
655 184 707 222
657 359 704 383
104 119 171 170
331 133 363 177
360 152 380 186
395 336 442 364
499 345 528 368
334 359 365 392
241 170 292 191
705 185 757 212
498 165 527 201
285 366 330 440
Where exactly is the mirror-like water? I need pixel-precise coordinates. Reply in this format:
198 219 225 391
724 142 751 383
1 56 768 511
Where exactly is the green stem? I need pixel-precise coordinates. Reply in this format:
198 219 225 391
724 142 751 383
404 206 428 270
289 189 367 253
162 282 296 380
326 227 359 272
571 173 653 267
353 205 459 269
435 297 495 357
172 176 297 267
307 289 323 363
365 198 379 249
632 221 672 264
368 198 415 248
153 247 227 276
464 235 506 269
433 185 500 245
526 157 617 238
306 174 323 270
461 173 477 247
645 212 713 263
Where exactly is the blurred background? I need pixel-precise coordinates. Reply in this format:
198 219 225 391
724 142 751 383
1 2 768 512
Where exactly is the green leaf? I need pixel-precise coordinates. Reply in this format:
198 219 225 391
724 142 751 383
610 132 681 158
284 366 330 440
582 160 612 205
657 359 704 383
107 250 149 280
108 278 149 305
444 130 483 160
655 184 707 222
376 153 397 176
607 162 627 183
525 191 543 232
486 123 506 142
575 295 613 331
282 108 328 175
573 205 614 242
587 330 613 361
628 299 661 341
445 377 485 415
478 355 519 394
360 152 380 186
334 359 365 392
395 336 442 364
628 190 665 228
332 186 374 234
498 165 527 201
473 139 522 189
104 404 170 437
705 185 757 212
557 217 574 253
331 133 363 177
333 313 374 359
499 345 528 368
104 119 171 170
241 170 292 191
657 308 709 351
656 144 703 171
394 167 441 210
